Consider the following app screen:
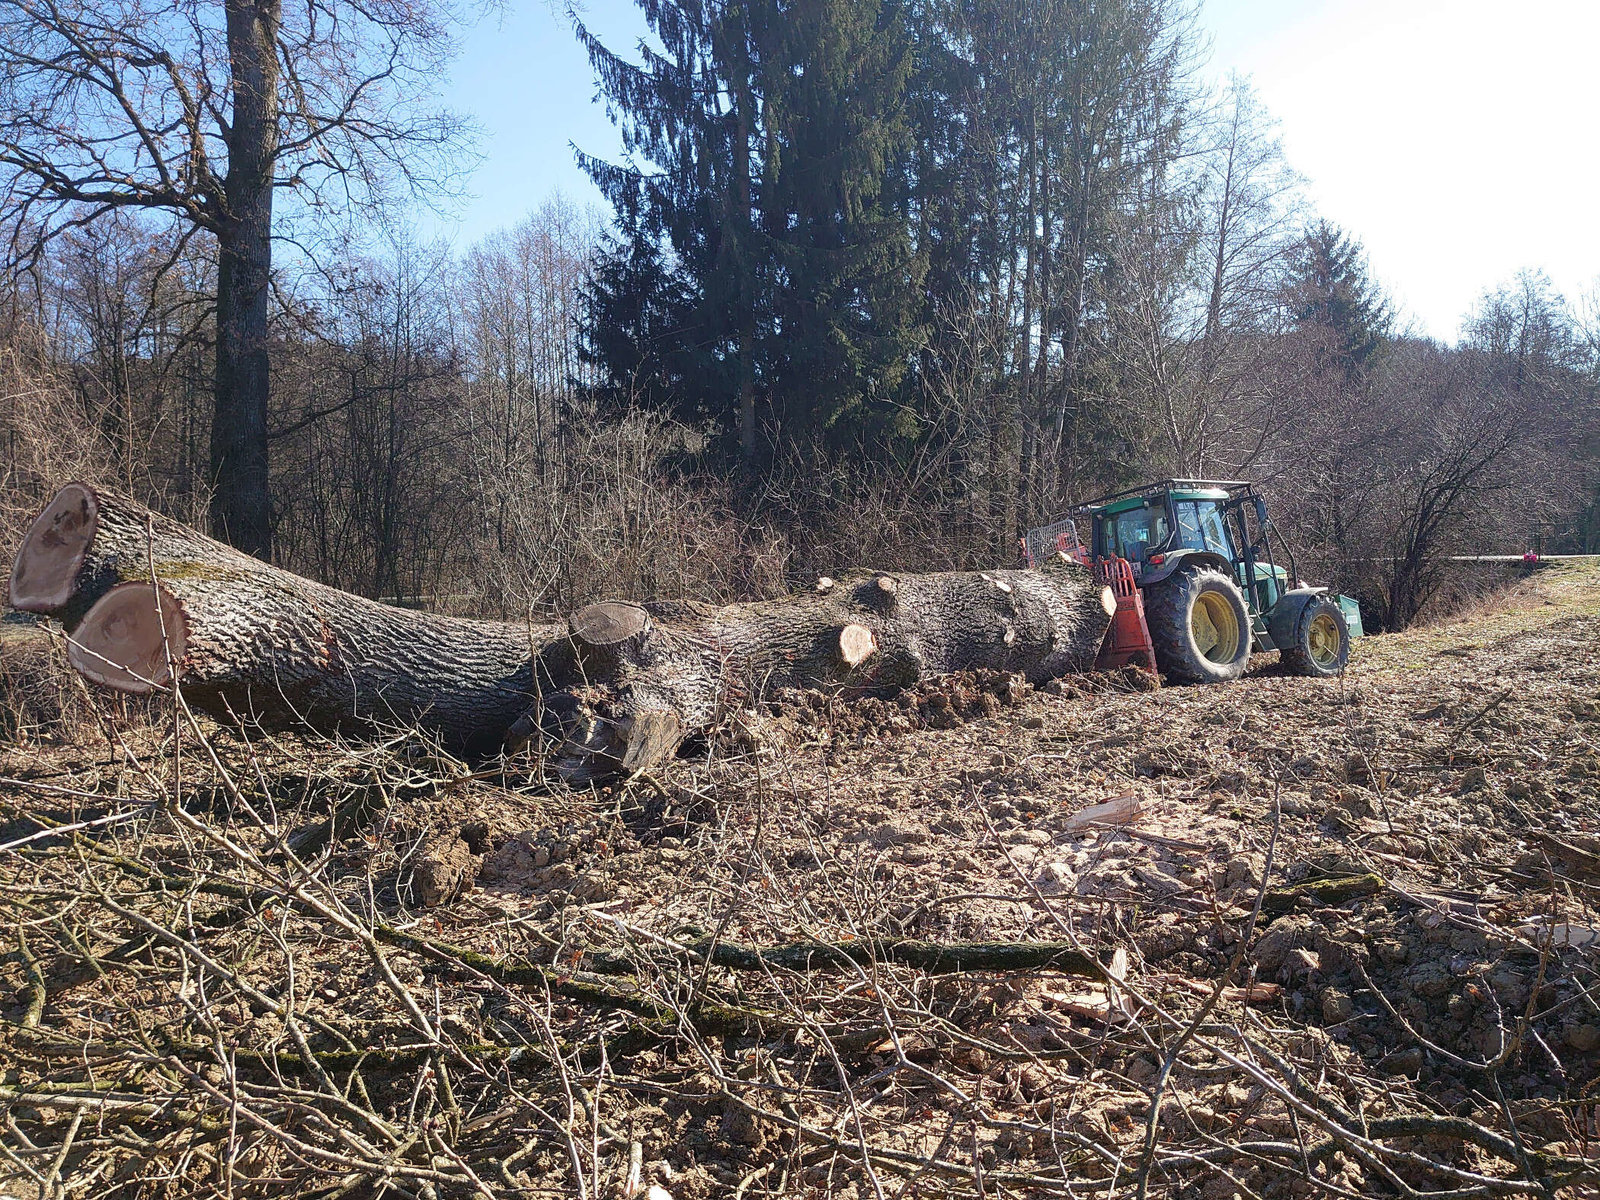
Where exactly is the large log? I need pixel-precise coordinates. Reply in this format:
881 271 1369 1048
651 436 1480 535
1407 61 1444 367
530 565 1115 778
10 483 554 755
12 485 1115 773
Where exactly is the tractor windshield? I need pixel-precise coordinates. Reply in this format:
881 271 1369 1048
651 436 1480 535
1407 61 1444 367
1174 499 1233 556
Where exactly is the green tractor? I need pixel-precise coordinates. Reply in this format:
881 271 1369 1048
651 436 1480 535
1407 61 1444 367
1025 480 1363 684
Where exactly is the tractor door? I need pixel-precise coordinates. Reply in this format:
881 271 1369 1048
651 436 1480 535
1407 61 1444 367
1172 498 1235 559
1219 492 1293 654
1225 494 1286 615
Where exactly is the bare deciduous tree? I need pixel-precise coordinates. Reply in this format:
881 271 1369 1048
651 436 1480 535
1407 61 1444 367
459 195 603 553
0 0 470 556
1104 78 1306 481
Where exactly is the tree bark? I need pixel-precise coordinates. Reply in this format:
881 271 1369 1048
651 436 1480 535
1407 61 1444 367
211 0 283 559
13 485 1114 772
10 484 554 756
532 564 1114 778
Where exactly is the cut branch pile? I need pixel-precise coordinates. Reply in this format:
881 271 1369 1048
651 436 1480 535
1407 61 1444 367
3 728 1592 1200
10 483 1116 774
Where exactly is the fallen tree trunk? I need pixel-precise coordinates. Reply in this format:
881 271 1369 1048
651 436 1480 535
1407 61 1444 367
10 483 554 755
12 485 1114 772
678 935 1100 976
531 565 1114 777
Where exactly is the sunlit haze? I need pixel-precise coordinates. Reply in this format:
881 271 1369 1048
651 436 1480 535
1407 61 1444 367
1206 0 1600 339
437 0 1600 341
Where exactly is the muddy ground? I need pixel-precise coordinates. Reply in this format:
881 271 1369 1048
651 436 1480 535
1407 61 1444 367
1 563 1598 1198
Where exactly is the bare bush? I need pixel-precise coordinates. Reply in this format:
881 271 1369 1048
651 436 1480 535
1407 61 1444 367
0 318 104 553
462 404 791 616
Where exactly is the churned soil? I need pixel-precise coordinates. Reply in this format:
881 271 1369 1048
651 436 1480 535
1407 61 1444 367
2 562 1598 1198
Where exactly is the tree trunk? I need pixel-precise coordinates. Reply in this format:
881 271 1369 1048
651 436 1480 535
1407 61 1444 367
534 564 1114 779
211 0 283 559
10 484 554 756
13 486 1115 773
733 81 759 466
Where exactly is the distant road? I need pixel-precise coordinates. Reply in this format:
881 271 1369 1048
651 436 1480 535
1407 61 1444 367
1450 554 1600 563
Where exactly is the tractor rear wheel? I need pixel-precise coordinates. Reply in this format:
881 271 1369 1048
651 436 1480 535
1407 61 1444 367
1278 595 1350 677
1145 564 1252 684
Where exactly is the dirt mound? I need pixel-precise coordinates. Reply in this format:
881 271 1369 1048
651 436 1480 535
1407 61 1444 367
773 666 1031 739
766 663 1161 747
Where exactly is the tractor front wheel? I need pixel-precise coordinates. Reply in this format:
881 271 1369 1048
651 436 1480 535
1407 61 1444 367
1145 565 1252 684
1278 595 1350 677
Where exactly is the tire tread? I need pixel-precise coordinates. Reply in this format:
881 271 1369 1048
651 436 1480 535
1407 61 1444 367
1144 564 1252 684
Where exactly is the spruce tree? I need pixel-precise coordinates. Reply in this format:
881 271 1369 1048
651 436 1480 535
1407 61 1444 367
758 0 926 448
574 0 925 463
1286 220 1391 380
574 0 755 447
578 233 701 418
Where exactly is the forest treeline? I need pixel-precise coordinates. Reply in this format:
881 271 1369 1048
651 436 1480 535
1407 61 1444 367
1 0 1597 629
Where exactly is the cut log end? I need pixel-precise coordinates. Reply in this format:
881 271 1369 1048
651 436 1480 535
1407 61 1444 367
9 482 98 612
552 706 687 782
68 581 187 694
569 601 650 647
838 623 877 667
862 574 899 612
1099 586 1117 616
618 709 685 773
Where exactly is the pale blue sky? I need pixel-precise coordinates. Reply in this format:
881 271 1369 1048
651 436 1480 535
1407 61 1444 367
433 0 1600 340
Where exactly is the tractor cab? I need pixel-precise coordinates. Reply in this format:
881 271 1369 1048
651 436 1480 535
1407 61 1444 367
1088 481 1289 621
1026 480 1362 684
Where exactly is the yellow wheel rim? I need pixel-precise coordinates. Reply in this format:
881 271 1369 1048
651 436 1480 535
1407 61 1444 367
1192 591 1241 663
1307 611 1343 667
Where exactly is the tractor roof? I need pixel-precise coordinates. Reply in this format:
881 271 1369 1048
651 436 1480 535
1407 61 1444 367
1077 478 1252 515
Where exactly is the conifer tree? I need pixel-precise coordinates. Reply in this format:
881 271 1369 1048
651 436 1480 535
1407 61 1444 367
1286 220 1391 380
575 0 925 463
760 0 926 448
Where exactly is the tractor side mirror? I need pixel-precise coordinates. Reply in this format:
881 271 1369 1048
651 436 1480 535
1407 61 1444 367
1254 497 1271 528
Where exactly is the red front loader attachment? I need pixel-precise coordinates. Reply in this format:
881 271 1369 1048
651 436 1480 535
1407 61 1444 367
1020 527 1156 676
1093 557 1157 674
